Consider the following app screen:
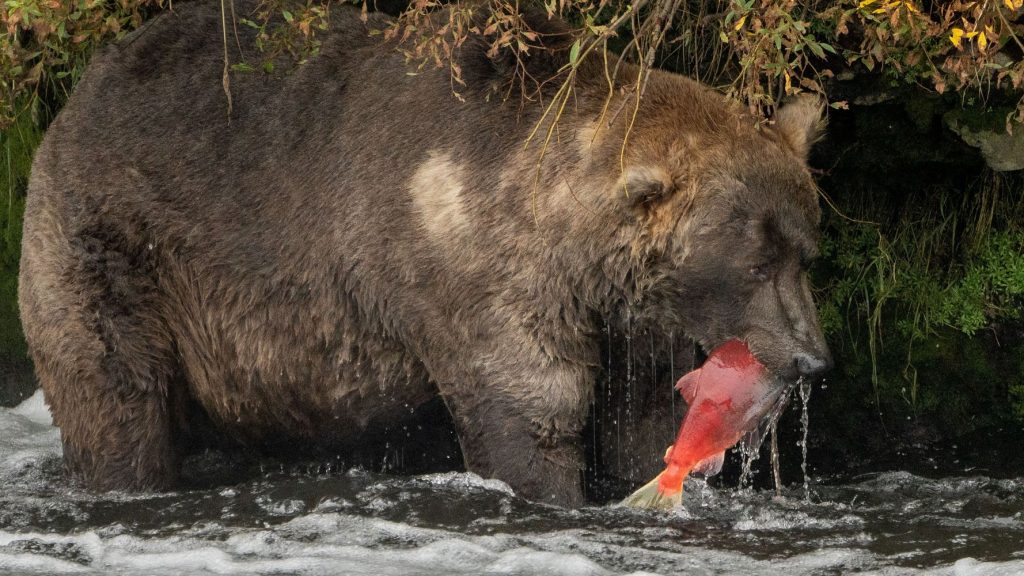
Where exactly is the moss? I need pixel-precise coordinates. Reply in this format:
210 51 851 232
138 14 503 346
943 105 1018 134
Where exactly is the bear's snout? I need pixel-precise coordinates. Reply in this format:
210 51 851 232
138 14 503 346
790 350 833 380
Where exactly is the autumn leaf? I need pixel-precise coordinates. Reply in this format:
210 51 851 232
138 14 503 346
950 27 964 48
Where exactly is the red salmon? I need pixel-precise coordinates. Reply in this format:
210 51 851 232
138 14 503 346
622 339 782 509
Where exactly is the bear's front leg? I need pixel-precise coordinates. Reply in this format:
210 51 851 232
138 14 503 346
441 364 592 507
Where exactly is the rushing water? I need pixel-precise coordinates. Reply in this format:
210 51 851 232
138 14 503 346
1 391 1023 576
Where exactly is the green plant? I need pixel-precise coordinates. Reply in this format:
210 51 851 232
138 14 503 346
0 100 42 360
816 164 1024 422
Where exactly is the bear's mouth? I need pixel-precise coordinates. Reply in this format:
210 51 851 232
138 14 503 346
696 337 807 386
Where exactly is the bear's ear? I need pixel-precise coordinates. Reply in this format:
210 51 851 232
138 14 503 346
771 95 826 162
620 165 675 206
476 8 575 95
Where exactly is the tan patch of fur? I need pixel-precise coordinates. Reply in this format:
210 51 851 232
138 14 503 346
409 151 470 240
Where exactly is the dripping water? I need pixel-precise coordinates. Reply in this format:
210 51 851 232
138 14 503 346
738 380 796 488
616 311 626 475
737 433 761 489
649 330 656 427
798 375 813 501
668 331 676 439
770 422 781 497
626 309 635 474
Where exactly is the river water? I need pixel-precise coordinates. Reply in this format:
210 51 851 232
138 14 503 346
1 390 1023 576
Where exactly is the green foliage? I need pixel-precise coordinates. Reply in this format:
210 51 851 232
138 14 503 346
5 1 1024 125
0 102 41 361
0 0 341 126
237 1 331 67
815 150 1024 428
1 0 164 126
1011 375 1024 421
938 231 1024 332
387 0 1024 121
822 218 1023 340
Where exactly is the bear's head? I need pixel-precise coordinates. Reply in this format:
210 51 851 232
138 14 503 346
575 77 832 383
465 16 831 382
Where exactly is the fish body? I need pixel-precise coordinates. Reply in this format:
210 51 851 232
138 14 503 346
622 340 779 509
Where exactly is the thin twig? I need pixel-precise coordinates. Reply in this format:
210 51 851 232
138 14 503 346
229 0 245 60
220 0 233 118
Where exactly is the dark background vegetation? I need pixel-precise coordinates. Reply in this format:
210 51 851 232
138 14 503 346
1 0 1022 481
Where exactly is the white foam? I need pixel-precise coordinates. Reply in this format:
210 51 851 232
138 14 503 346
774 548 874 572
733 509 865 531
255 496 306 516
10 390 53 426
413 471 516 496
504 529 878 576
0 525 620 576
0 552 86 573
2 503 1023 576
858 557 1024 576
943 558 1024 576
0 391 60 482
485 547 609 575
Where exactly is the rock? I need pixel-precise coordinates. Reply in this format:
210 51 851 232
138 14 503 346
944 110 1024 172
852 90 895 106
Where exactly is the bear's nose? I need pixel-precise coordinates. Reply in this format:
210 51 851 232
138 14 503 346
793 351 832 379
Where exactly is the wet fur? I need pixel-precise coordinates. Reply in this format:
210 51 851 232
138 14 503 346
19 2 828 504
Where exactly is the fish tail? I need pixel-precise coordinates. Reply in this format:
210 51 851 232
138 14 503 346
620 473 683 510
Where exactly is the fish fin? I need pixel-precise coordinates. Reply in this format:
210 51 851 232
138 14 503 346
675 369 702 404
692 451 726 478
620 473 683 510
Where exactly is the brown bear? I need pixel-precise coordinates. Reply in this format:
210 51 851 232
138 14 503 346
18 1 831 506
